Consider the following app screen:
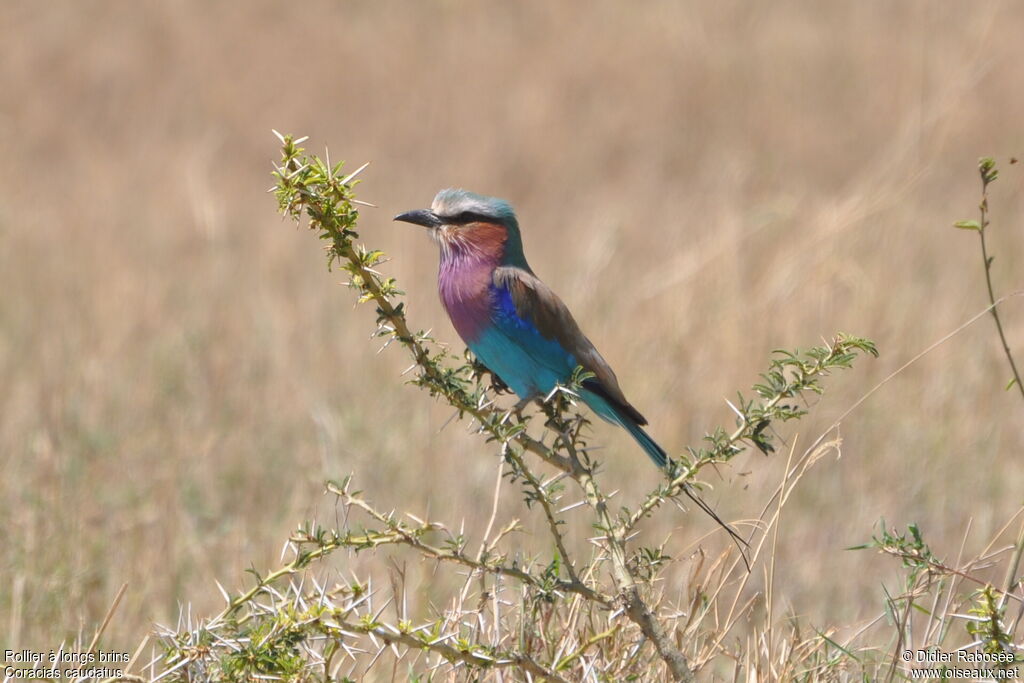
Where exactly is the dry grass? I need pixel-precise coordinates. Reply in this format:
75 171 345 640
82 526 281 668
2 0 1024 678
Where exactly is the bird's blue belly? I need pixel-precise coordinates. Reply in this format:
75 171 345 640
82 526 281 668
469 326 576 399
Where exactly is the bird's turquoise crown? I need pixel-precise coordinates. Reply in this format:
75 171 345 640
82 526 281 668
431 188 518 227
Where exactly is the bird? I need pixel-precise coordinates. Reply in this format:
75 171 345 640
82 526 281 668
395 189 741 545
394 189 666 462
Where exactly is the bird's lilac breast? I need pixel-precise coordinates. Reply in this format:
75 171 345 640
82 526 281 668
438 258 494 343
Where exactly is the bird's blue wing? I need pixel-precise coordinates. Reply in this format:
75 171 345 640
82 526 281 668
466 277 576 398
481 266 647 426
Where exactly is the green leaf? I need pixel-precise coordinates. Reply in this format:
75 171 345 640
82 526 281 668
1007 377 1019 392
953 220 982 231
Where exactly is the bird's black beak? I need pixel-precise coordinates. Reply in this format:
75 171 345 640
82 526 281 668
393 209 442 228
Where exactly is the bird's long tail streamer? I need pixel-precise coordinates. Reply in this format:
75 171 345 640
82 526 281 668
620 418 751 571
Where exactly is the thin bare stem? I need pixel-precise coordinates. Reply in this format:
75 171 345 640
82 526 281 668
973 159 1024 402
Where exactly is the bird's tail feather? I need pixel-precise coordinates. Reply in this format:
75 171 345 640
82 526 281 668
620 418 669 468
594 396 750 569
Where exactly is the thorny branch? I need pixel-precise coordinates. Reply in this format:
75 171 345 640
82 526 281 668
267 133 878 681
272 133 706 678
150 133 875 682
324 478 611 607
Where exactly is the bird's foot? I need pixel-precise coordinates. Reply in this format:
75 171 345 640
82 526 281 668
506 395 542 423
512 396 535 413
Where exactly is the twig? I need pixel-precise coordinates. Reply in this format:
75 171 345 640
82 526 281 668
969 158 1024 402
329 613 570 682
1001 522 1024 604
85 582 128 654
505 448 583 587
767 291 1023 522
964 157 1024 623
555 420 696 682
625 336 876 536
326 481 611 607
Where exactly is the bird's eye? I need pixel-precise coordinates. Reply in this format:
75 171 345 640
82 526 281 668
447 211 491 225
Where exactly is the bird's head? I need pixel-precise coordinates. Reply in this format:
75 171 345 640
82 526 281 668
394 189 529 267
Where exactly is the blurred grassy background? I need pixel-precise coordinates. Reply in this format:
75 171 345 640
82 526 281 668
2 0 1023 654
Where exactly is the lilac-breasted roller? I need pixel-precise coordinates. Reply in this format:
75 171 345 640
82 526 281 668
395 189 669 466
396 190 739 543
